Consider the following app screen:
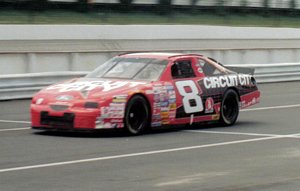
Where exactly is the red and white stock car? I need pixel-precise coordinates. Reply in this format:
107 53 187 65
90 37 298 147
31 53 260 135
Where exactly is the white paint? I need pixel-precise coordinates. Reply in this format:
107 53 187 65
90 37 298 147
0 136 285 173
0 103 299 132
0 103 299 172
241 104 300 112
190 114 194 125
185 130 300 138
0 120 31 124
175 80 203 113
46 80 146 92
0 127 31 132
203 74 251 89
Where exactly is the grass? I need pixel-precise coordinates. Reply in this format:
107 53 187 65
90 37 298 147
0 9 299 28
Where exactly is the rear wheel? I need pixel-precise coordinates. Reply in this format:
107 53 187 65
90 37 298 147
124 95 149 135
219 89 239 126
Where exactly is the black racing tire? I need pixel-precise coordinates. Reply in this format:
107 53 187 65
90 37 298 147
124 95 150 135
219 89 239 126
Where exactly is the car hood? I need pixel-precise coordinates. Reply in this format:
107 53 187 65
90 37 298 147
36 78 148 102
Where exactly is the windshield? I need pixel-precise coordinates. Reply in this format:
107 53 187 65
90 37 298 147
86 57 168 81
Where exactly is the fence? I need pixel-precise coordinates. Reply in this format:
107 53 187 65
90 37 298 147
2 0 300 9
47 0 300 9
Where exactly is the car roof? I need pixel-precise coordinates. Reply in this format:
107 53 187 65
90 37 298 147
119 52 203 60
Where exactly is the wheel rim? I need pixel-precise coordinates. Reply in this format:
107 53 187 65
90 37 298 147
127 100 147 132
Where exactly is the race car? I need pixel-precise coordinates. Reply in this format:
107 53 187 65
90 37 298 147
31 52 260 135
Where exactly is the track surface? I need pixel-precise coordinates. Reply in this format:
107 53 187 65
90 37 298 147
1 81 300 191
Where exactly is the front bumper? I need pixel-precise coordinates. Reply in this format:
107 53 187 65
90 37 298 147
31 104 100 130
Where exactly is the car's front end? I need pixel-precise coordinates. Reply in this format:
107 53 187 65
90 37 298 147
31 95 101 131
31 77 151 131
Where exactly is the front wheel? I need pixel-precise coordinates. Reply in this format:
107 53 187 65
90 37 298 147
219 89 239 126
124 95 150 135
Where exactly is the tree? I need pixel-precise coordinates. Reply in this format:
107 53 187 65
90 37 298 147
120 0 133 5
263 0 269 8
190 0 198 6
159 0 172 6
217 0 224 6
77 0 88 12
290 0 296 9
157 0 172 14
241 0 248 7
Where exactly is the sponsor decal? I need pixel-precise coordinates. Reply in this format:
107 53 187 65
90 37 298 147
152 114 161 120
153 103 161 109
203 74 252 89
195 63 203 73
169 98 176 104
101 107 110 117
160 93 169 102
161 119 170 125
212 114 220 120
169 103 177 110
96 119 122 129
47 80 146 92
197 67 203 73
110 119 123 123
145 90 153 95
96 122 118 129
169 111 176 119
151 122 161 127
154 94 160 103
161 111 169 118
165 85 174 90
152 83 177 124
241 97 259 108
112 95 128 103
205 97 214 113
161 107 170 112
99 95 127 122
160 101 169 107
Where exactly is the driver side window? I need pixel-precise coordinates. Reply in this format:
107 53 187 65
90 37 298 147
171 60 196 79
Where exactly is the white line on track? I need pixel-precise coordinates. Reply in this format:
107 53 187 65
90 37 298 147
185 130 300 138
0 127 31 132
241 104 300 112
0 119 30 124
0 136 282 173
0 104 299 133
0 104 299 126
185 130 283 137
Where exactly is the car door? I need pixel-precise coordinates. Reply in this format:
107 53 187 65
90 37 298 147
171 58 206 124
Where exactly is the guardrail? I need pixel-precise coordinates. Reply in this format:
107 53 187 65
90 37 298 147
237 63 300 83
0 71 87 100
1 63 299 100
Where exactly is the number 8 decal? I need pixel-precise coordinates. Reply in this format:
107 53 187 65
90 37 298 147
175 80 204 114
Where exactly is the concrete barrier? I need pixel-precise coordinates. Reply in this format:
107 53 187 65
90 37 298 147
1 63 299 100
0 25 300 99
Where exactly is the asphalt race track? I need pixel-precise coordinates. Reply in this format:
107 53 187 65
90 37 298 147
1 81 300 191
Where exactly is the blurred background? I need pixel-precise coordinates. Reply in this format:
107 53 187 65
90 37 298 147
1 0 300 100
0 0 299 26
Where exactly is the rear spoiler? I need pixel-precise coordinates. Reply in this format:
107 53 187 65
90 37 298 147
226 66 255 75
207 57 255 76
